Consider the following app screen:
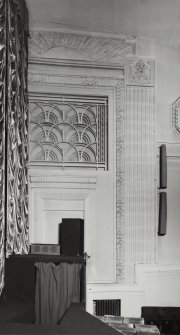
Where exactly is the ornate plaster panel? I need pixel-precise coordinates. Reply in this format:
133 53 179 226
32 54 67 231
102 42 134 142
126 56 155 86
29 30 136 64
29 95 108 170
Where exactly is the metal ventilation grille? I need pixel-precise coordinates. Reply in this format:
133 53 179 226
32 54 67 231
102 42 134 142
93 299 121 316
29 94 108 170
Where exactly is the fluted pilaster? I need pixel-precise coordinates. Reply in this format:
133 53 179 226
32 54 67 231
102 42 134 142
125 57 156 282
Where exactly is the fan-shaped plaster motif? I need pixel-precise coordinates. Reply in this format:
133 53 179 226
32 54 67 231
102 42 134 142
29 98 108 169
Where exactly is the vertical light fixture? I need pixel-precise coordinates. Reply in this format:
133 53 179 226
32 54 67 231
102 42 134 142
158 144 167 236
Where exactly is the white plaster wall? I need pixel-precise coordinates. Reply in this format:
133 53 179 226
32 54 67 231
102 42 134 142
86 264 180 316
137 36 180 266
86 283 144 317
156 43 180 142
155 42 180 265
157 157 180 264
90 172 116 282
29 169 116 283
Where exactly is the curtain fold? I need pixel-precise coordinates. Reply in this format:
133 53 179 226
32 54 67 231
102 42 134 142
35 262 82 325
0 0 29 295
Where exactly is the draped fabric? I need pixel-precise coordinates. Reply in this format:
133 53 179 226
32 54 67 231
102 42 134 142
0 0 29 295
0 0 6 294
35 262 82 325
6 0 29 257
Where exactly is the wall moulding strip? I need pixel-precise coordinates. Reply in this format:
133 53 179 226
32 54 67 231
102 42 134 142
29 57 125 70
29 175 97 186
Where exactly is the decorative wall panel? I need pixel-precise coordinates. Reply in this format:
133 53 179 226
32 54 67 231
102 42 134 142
126 57 154 86
136 264 180 307
29 96 108 170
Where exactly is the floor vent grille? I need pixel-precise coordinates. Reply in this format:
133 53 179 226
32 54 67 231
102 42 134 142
93 299 121 316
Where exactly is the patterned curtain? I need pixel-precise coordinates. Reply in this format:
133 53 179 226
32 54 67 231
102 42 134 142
0 0 29 295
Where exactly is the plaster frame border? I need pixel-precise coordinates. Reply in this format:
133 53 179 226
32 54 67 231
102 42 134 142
28 64 125 282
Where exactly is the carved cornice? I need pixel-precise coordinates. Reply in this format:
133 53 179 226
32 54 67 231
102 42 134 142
126 56 155 86
29 30 136 64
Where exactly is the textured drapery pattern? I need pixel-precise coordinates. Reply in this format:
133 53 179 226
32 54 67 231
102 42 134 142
0 0 29 294
6 0 29 256
35 262 82 325
0 0 6 294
